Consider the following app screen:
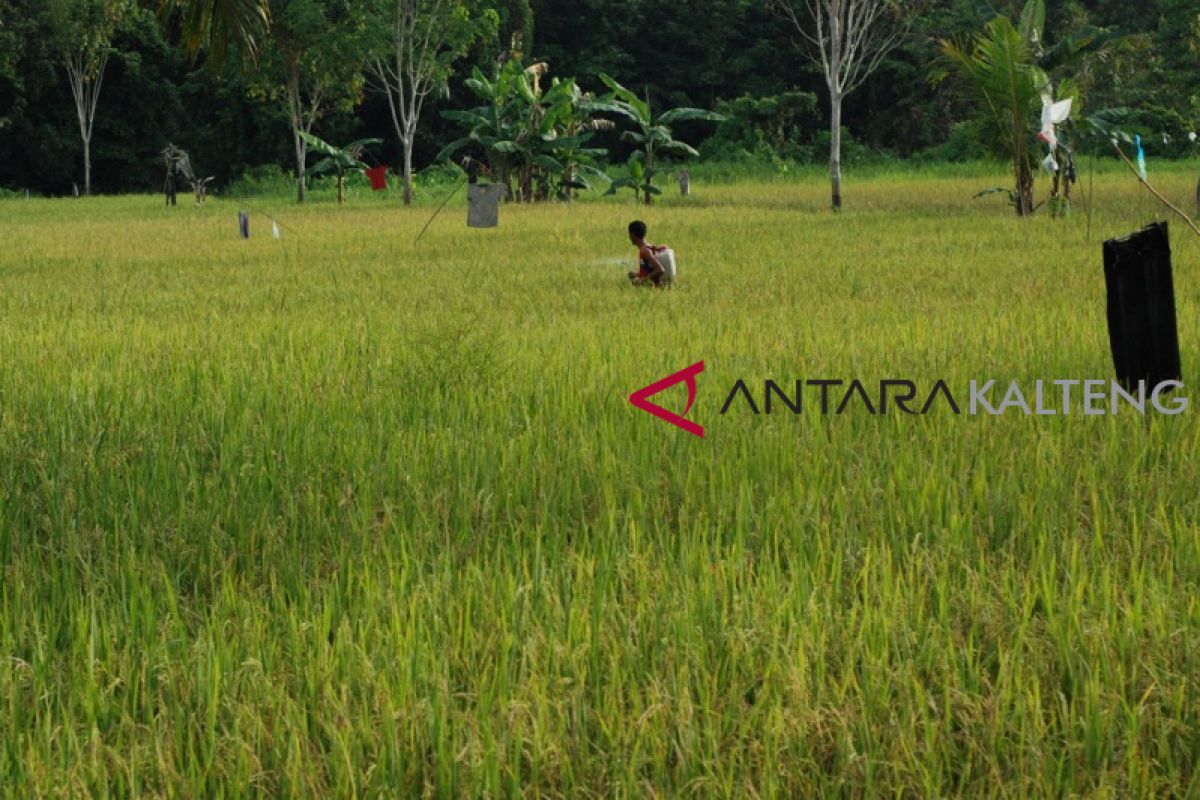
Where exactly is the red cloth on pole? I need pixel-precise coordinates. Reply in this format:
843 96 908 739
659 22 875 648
366 166 389 191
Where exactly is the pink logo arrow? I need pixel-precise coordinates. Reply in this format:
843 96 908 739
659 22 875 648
629 361 705 438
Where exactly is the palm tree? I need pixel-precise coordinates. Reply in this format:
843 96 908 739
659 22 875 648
935 0 1138 217
936 16 1042 216
159 0 269 65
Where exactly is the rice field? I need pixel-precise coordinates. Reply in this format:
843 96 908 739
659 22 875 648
2 164 1200 796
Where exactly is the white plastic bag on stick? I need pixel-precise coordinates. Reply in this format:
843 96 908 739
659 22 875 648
1038 96 1073 148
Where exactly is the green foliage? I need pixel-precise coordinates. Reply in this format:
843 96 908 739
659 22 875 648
300 130 380 172
1 0 1198 196
0 2 23 102
913 120 993 163
250 0 365 117
604 150 658 202
298 129 381 205
249 0 366 202
5 169 1200 794
158 0 269 67
439 59 610 201
224 162 295 195
936 0 1145 216
584 73 724 203
810 127 879 168
935 13 1043 214
699 91 820 163
44 0 132 71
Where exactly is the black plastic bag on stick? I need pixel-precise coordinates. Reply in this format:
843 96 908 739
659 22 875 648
1103 221 1181 389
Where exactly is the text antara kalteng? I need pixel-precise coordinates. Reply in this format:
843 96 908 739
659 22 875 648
720 379 1188 416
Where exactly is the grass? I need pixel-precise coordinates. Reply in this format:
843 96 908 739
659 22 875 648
1 163 1199 796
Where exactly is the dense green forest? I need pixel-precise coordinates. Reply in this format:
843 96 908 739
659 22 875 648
0 0 1196 196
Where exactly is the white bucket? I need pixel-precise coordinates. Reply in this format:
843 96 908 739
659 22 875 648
656 248 677 283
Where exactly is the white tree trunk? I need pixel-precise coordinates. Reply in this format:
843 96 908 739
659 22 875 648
402 132 415 205
286 70 324 205
371 0 449 207
376 60 423 207
292 127 307 204
774 0 909 211
829 91 842 211
287 74 307 204
65 51 108 197
380 83 424 206
83 137 92 197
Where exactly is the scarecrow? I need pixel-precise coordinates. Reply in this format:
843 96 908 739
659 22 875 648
161 144 192 206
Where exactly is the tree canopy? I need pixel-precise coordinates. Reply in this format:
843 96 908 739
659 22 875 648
0 0 1195 194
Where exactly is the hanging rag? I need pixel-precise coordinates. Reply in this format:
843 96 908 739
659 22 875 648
1135 134 1148 181
365 166 389 191
1037 96 1072 149
467 183 505 228
1103 221 1181 390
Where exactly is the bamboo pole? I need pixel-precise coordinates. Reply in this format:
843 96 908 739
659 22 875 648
1111 141 1200 238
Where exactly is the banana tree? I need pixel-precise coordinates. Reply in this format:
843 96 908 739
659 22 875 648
527 74 611 199
584 74 723 204
298 130 382 207
438 59 609 202
437 60 529 198
605 151 657 204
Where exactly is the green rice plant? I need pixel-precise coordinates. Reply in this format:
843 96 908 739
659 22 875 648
0 164 1199 796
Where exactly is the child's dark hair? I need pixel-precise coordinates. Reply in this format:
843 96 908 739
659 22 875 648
628 220 647 238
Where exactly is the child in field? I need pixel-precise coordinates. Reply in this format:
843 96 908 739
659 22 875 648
627 220 668 287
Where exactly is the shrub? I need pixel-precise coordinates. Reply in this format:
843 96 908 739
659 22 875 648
225 164 295 197
701 91 820 163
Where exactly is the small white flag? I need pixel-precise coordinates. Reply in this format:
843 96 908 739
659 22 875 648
272 221 281 240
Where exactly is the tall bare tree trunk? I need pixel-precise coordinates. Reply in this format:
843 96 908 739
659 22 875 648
829 91 843 211
286 69 321 205
772 0 909 212
402 130 415 206
65 51 108 197
293 131 307 204
291 129 306 204
83 138 92 197
370 0 451 208
377 68 421 207
288 75 307 203
287 74 306 204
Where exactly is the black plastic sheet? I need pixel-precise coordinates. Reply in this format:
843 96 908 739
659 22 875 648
1103 221 1182 389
